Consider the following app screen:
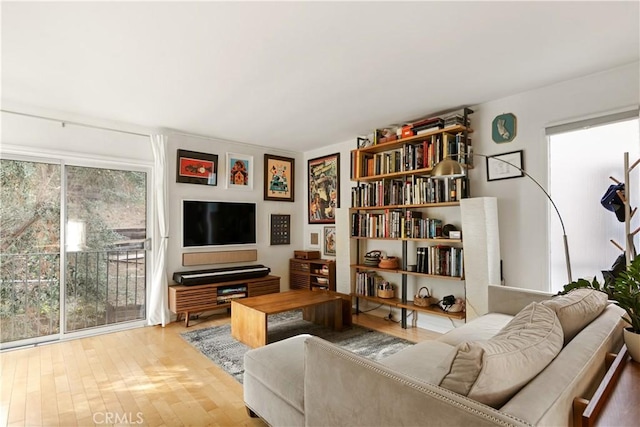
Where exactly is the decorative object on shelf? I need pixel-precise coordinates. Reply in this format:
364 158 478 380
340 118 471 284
316 277 329 285
270 214 291 245
432 152 572 284
442 224 458 238
413 287 434 307
492 113 517 143
176 149 218 186
377 281 395 299
363 250 382 267
323 226 336 256
357 136 372 149
378 255 399 269
264 154 294 202
226 152 253 190
308 153 340 224
486 150 524 181
440 296 465 313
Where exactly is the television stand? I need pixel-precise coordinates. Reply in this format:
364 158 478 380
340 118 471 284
168 275 280 327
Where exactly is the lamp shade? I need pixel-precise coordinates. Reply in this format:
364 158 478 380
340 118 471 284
431 158 465 178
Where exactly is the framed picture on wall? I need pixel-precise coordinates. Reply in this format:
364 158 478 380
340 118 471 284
486 150 524 181
226 152 253 189
308 153 340 224
264 154 295 202
176 149 218 186
323 226 336 256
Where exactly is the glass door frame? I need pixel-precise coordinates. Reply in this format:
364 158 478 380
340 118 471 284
0 151 153 350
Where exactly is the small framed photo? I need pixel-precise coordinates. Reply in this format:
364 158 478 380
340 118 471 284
323 226 336 256
308 153 340 224
486 150 524 182
226 153 253 190
309 231 320 248
176 149 218 186
264 154 295 202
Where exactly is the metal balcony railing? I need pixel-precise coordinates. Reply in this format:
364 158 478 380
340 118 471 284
0 249 146 344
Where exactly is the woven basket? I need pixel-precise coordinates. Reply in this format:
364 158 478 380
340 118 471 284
413 287 435 307
377 288 395 299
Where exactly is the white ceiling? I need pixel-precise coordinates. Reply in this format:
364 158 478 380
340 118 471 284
2 1 639 152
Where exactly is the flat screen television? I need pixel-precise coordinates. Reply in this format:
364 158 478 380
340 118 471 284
182 200 257 247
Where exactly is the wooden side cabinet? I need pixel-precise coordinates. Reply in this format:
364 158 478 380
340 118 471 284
169 275 280 326
289 258 336 291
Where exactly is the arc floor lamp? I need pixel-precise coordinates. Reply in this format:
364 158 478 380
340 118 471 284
431 154 573 284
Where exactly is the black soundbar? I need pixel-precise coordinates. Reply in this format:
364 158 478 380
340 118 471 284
173 264 271 286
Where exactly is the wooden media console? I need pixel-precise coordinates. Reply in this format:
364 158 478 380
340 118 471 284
169 274 280 327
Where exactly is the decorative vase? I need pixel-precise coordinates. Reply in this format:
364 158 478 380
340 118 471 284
623 328 640 361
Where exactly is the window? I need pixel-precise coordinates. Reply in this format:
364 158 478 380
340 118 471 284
548 112 639 293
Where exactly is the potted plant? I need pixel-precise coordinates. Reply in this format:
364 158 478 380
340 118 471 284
610 256 640 360
561 256 640 360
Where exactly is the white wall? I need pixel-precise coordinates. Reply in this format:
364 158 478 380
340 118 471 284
469 62 639 291
167 132 303 289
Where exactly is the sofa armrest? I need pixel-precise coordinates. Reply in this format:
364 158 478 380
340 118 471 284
303 336 531 427
488 284 553 316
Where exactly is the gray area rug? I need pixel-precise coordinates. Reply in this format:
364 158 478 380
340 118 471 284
181 310 413 383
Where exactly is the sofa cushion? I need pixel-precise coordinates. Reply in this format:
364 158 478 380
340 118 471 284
438 302 564 408
243 334 309 413
542 288 609 344
379 340 455 384
437 313 514 346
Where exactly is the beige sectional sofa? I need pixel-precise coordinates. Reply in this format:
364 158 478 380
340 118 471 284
243 285 625 427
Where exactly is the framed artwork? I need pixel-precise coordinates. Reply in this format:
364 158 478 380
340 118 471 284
176 149 218 186
226 152 253 190
323 226 336 256
486 150 524 181
264 154 295 202
309 231 320 248
492 113 517 143
308 153 340 224
270 214 291 245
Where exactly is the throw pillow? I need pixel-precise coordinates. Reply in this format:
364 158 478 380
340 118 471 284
542 288 609 344
438 302 563 408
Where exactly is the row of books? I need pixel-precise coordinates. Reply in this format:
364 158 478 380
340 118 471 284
351 175 467 208
351 210 445 239
354 271 384 297
416 246 464 277
360 133 471 177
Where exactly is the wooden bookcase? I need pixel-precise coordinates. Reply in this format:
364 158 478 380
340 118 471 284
348 113 500 329
169 275 280 327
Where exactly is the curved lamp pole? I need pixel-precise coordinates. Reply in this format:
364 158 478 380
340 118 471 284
432 155 572 284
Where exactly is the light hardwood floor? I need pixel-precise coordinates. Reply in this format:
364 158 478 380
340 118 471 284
1 312 439 427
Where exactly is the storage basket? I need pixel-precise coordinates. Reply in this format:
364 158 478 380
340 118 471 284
378 256 399 269
413 287 435 307
377 287 395 299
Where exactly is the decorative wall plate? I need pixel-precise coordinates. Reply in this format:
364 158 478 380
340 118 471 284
492 113 517 143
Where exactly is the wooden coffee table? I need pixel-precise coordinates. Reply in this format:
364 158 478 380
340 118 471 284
231 290 351 348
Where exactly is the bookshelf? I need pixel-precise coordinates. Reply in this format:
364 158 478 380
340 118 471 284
349 112 500 328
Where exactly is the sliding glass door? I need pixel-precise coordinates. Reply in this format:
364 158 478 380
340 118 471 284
0 158 149 348
0 159 62 344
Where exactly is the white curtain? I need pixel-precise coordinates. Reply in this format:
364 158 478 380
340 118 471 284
148 133 171 326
